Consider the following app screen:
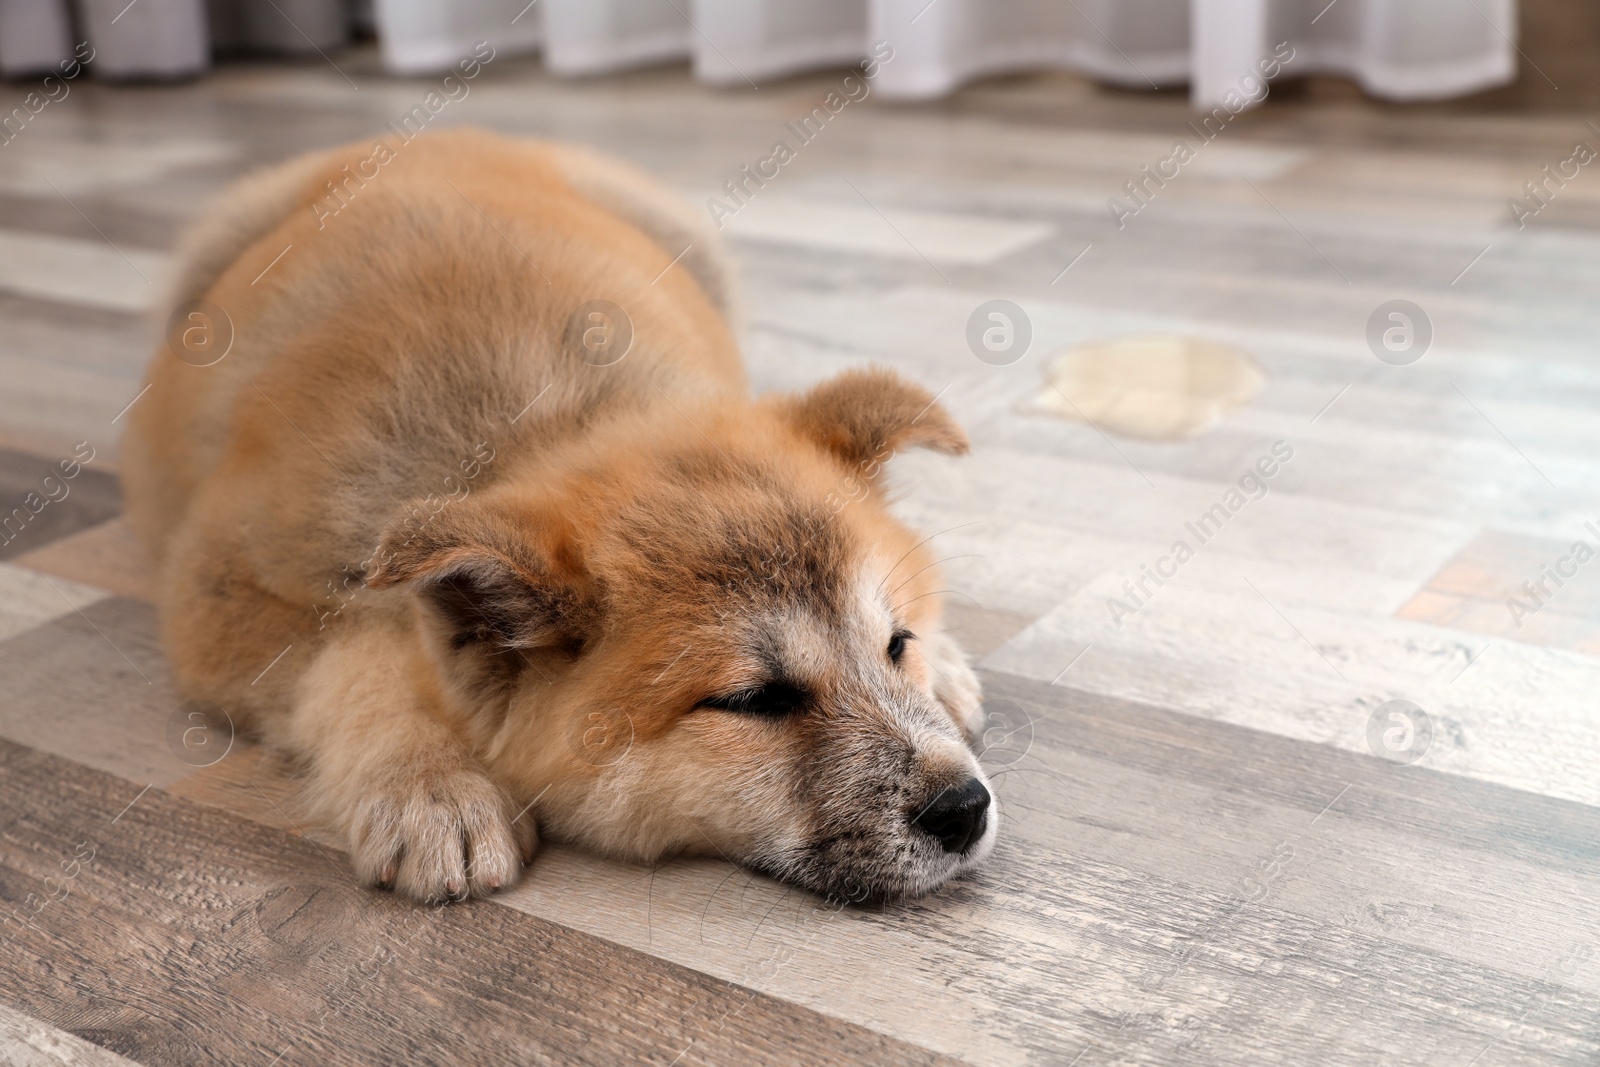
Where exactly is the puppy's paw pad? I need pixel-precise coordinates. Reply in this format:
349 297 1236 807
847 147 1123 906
349 768 531 903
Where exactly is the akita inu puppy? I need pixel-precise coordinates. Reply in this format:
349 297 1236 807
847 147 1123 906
123 129 994 903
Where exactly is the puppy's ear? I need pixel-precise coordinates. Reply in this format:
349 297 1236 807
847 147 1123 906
779 368 968 472
366 499 595 654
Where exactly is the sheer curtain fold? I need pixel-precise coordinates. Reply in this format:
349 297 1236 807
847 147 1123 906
0 0 74 77
869 0 1192 99
1272 0 1517 102
539 0 685 77
374 0 536 75
691 0 867 87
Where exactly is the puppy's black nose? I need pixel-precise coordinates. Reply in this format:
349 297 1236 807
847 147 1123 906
913 777 990 854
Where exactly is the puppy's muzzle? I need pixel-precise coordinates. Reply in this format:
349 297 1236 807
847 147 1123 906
912 776 990 854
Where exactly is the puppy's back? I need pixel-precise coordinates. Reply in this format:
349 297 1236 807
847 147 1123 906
123 130 741 576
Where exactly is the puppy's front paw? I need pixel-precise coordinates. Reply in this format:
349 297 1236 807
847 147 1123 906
922 628 984 744
347 766 536 903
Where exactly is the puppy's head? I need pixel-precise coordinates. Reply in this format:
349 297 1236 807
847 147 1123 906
370 369 995 901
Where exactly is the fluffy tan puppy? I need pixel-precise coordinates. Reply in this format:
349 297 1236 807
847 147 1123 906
122 129 995 903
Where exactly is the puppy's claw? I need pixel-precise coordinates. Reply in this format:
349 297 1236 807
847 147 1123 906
512 807 540 866
347 765 526 903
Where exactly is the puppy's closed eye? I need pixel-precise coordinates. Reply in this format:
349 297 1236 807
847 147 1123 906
700 680 810 718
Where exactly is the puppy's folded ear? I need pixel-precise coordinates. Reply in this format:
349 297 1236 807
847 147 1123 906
778 368 969 473
366 500 595 654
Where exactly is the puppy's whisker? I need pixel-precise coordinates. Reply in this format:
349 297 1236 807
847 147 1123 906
745 884 798 949
987 764 1069 783
873 520 983 599
1014 746 1062 767
885 553 983 601
986 765 1079 809
699 862 749 944
647 861 659 945
735 867 767 911
891 587 984 615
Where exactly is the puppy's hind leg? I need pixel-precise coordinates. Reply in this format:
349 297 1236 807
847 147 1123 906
288 618 536 902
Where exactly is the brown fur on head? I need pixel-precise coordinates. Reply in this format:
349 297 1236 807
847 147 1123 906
366 372 993 900
121 130 993 904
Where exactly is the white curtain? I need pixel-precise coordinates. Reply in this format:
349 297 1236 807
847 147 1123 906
520 0 1517 106
374 0 536 75
539 0 683 78
690 0 867 87
867 0 1192 99
0 0 1515 106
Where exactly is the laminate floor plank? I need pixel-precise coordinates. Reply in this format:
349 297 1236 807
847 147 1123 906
0 596 187 787
0 563 107 644
13 518 153 602
0 739 956 1067
0 1002 144 1067
0 446 122 562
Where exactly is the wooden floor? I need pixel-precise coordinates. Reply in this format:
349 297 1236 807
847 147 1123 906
3 41 1600 1067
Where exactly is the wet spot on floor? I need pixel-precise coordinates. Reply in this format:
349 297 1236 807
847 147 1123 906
1031 335 1264 440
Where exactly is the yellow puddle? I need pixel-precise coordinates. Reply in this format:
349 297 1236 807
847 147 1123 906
1032 335 1264 440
